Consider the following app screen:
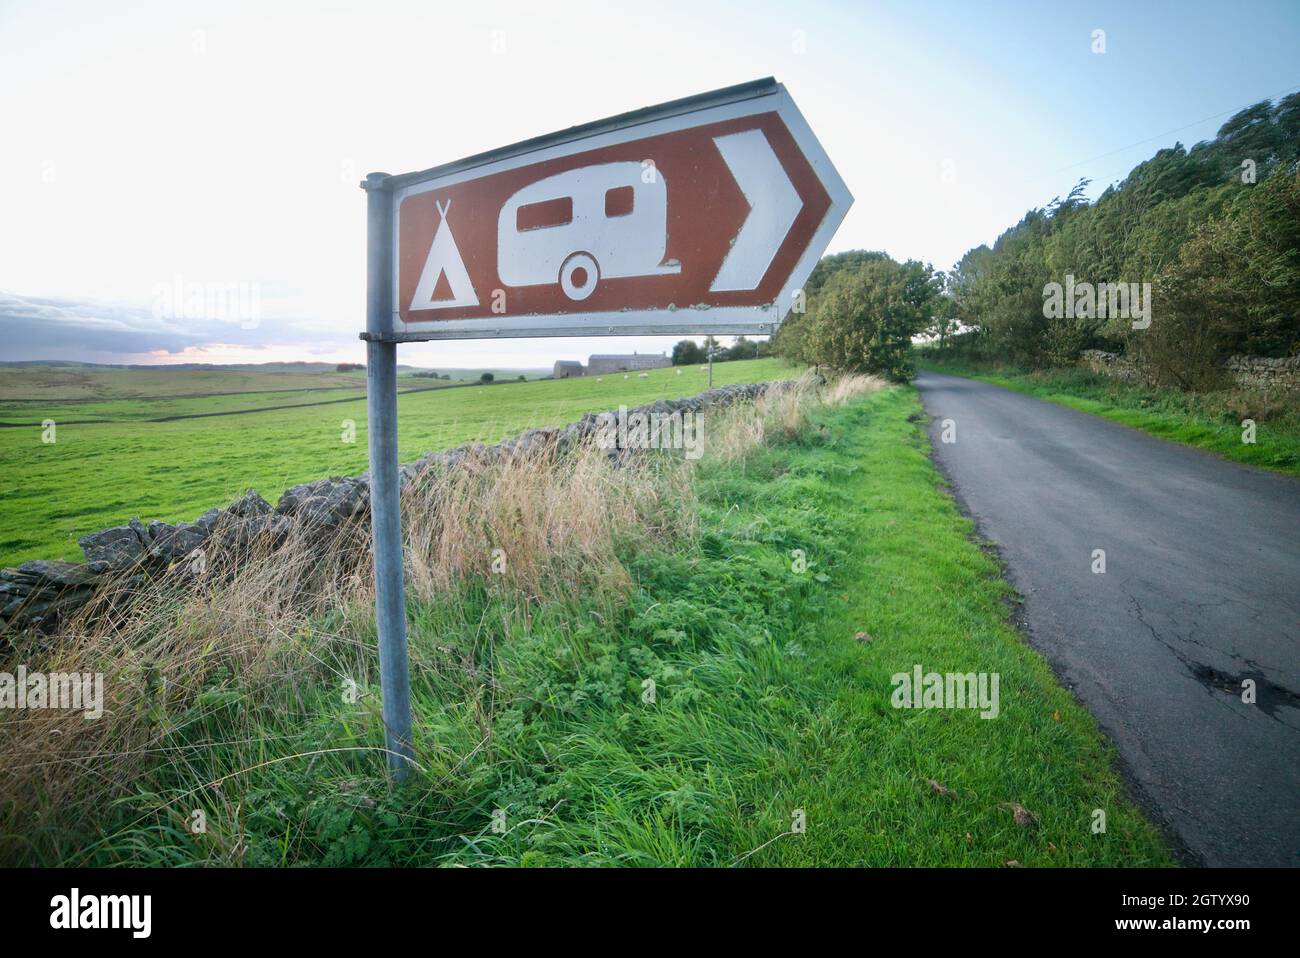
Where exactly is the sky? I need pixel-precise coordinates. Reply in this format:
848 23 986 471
2 0 1298 367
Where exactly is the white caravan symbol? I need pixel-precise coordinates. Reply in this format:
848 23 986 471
497 162 680 301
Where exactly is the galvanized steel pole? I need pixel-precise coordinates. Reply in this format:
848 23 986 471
362 171 414 780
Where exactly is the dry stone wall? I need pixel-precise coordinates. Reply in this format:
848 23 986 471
1 381 778 635
1080 350 1300 389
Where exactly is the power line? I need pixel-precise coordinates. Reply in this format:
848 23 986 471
1051 81 1300 174
958 85 1299 264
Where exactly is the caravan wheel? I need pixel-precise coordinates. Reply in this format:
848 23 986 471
560 252 599 301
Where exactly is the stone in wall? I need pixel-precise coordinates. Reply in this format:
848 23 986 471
1222 355 1300 390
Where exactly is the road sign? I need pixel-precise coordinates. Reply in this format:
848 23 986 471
359 79 850 781
370 78 851 341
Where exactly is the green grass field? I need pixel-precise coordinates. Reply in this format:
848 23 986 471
0 362 536 406
917 353 1300 476
30 384 1170 866
0 359 789 566
0 363 365 404
0 365 538 423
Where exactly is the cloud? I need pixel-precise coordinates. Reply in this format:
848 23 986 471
0 290 357 362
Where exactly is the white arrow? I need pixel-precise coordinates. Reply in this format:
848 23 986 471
709 129 803 292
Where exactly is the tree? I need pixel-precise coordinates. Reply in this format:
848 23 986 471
480 372 494 383
802 249 892 298
772 308 812 365
1132 168 1300 386
945 90 1300 375
774 250 895 364
925 274 961 351
791 256 939 381
725 336 759 360
671 339 705 365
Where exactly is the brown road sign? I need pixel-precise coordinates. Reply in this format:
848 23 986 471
358 79 852 779
373 78 852 340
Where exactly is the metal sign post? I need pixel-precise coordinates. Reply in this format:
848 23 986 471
359 78 850 783
363 172 414 779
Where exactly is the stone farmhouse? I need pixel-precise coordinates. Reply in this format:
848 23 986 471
553 352 671 378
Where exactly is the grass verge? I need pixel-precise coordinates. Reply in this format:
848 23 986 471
1 378 1172 866
917 354 1300 476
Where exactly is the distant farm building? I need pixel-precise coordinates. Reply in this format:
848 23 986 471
552 352 670 378
586 352 670 374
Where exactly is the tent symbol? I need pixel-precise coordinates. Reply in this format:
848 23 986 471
410 199 479 310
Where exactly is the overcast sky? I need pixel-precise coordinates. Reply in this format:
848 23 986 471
2 0 1298 366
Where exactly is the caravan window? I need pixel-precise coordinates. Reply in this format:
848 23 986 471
605 186 634 218
517 196 573 232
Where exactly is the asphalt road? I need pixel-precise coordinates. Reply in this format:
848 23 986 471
916 371 1300 867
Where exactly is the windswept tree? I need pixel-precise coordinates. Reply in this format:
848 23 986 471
942 92 1300 384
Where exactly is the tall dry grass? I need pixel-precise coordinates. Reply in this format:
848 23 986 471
403 442 694 604
0 370 884 863
704 369 884 462
0 518 376 863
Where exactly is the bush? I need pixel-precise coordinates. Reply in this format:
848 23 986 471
783 256 939 382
